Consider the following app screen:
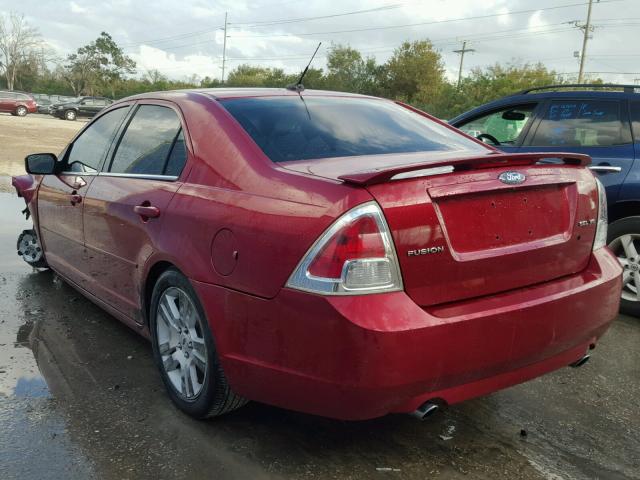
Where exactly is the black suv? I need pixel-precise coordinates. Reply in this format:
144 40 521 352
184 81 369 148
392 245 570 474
51 96 113 121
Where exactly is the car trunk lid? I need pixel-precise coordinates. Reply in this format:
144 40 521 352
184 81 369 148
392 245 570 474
285 152 598 306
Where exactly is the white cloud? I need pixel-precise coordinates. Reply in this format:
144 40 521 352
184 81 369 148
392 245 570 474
3 0 640 84
69 1 87 14
129 45 221 80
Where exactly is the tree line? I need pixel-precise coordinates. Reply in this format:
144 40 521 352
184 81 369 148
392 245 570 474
0 12 596 119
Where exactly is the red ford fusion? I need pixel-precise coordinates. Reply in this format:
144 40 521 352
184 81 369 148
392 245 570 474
13 88 622 420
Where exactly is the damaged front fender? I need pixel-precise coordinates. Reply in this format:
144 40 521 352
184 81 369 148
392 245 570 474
12 174 38 219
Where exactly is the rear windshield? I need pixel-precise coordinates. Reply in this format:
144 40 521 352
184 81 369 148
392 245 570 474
221 96 487 163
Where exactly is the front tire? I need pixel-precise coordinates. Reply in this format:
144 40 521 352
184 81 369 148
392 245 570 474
149 269 247 418
15 106 28 117
65 109 77 121
17 229 48 269
607 216 640 317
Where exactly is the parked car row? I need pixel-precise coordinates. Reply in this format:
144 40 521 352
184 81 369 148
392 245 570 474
450 83 640 315
0 90 113 120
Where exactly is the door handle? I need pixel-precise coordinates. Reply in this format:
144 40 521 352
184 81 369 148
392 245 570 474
70 192 82 205
589 165 622 173
134 205 161 219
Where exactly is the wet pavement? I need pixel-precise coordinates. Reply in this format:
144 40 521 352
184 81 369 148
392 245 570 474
0 186 639 480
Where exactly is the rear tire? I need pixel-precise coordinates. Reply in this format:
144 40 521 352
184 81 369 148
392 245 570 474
607 216 640 317
149 268 248 418
15 106 28 117
17 229 48 269
64 109 77 121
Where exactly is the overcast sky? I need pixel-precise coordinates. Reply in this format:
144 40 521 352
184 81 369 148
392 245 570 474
3 0 640 83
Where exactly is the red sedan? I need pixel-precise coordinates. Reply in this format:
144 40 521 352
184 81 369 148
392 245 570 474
13 89 621 420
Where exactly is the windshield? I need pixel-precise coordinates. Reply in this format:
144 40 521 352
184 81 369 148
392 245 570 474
221 96 487 163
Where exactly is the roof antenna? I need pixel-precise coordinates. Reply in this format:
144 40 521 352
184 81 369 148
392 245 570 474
286 42 322 93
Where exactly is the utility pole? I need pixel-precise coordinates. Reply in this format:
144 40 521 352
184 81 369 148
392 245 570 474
453 41 475 88
221 11 228 83
576 0 596 83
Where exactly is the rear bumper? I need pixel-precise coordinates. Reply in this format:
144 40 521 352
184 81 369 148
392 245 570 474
193 248 621 420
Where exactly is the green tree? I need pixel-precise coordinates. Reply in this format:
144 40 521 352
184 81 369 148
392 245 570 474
63 32 136 97
381 40 445 105
225 65 297 87
325 44 380 95
430 62 566 119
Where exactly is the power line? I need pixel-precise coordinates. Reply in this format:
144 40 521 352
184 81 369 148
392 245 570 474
228 5 403 28
227 0 621 38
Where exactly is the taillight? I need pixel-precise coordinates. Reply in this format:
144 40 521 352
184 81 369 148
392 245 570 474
592 177 608 250
286 202 403 295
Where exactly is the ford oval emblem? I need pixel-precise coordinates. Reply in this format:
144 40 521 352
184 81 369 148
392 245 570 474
498 171 526 185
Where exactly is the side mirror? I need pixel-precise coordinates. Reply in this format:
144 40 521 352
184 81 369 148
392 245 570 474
25 153 57 175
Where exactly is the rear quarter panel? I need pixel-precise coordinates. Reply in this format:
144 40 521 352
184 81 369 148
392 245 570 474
151 94 372 298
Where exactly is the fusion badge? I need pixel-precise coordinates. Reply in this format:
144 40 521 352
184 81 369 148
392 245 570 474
407 246 445 257
498 171 526 185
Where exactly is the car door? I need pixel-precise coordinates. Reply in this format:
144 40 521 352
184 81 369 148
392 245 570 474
619 101 640 202
0 91 13 112
37 106 131 287
452 102 541 153
82 101 189 322
78 99 93 117
93 99 107 115
520 98 634 203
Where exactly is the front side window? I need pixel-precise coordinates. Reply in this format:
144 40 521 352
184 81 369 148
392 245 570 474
109 105 183 176
530 100 627 147
221 96 487 163
65 107 130 173
457 104 536 145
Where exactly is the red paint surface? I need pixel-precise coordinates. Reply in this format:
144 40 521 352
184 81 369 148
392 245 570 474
15 89 622 420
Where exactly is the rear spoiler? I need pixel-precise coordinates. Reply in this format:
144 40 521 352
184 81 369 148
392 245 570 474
338 152 591 186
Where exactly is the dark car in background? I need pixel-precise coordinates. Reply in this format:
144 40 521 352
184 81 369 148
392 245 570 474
51 96 113 120
34 97 53 114
0 90 37 116
450 84 640 315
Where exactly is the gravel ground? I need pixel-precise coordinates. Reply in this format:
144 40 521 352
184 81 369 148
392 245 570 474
0 113 86 177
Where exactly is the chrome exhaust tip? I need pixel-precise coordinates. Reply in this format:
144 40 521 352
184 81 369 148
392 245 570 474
409 401 440 421
569 353 591 368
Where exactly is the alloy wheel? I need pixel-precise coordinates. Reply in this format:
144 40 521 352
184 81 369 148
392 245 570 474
155 287 208 399
608 234 640 302
16 106 27 116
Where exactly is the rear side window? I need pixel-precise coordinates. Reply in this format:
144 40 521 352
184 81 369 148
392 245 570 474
109 105 183 176
221 96 487 163
66 107 130 173
631 102 640 142
164 130 187 177
530 100 628 147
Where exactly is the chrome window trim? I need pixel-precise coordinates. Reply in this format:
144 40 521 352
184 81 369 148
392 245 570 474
98 172 179 181
59 172 178 181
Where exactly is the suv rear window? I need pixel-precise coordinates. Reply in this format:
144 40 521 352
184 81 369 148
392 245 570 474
530 100 628 147
221 96 486 163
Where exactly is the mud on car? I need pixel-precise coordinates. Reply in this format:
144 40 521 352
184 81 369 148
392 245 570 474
12 89 621 421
